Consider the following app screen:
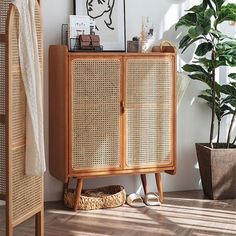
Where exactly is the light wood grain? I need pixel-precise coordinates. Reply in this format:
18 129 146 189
49 45 69 183
141 174 148 195
74 179 83 211
155 173 164 203
1 190 236 236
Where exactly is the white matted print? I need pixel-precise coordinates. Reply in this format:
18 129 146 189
74 0 126 51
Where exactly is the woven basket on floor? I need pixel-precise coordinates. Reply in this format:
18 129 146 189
64 185 126 210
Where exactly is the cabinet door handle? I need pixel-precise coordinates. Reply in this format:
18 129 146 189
120 100 125 114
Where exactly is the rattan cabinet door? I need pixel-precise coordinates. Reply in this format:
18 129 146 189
126 57 175 168
71 58 121 171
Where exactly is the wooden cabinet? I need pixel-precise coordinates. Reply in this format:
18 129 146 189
49 45 176 209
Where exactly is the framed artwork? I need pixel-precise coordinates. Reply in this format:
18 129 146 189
74 0 126 51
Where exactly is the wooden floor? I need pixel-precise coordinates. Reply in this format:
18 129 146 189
0 190 235 236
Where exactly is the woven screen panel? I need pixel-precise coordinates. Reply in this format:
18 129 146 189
10 12 25 144
12 146 42 221
0 0 11 34
72 59 121 170
0 42 6 195
126 58 174 167
0 43 6 114
0 123 6 195
9 6 43 222
0 0 10 196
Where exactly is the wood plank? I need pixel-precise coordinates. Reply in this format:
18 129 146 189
12 206 43 227
49 45 68 183
35 209 44 236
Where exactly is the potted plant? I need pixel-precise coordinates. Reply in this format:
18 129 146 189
175 0 236 199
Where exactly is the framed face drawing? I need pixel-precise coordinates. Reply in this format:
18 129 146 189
74 0 126 51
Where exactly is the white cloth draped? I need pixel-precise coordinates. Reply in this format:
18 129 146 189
11 0 46 176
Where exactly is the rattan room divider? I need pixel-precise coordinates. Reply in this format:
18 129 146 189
0 1 44 235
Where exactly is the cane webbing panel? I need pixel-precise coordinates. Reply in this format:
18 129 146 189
12 146 42 221
0 123 6 195
71 59 121 170
126 58 174 167
0 0 11 34
0 0 10 197
8 5 43 223
0 43 6 114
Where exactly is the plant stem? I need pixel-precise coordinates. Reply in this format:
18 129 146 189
216 119 221 147
226 110 236 148
232 136 236 145
210 51 216 148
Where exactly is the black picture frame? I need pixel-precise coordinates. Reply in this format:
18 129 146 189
74 0 126 52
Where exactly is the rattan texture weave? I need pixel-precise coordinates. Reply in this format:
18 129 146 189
64 185 126 210
0 0 11 34
8 5 43 223
0 123 6 195
126 58 174 167
0 0 10 197
72 59 121 170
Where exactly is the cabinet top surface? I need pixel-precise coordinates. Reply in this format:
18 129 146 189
50 45 176 57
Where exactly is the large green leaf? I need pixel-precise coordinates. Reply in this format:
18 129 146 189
189 73 213 87
182 37 204 53
205 8 215 19
188 4 204 13
195 42 213 56
212 0 225 11
199 94 214 104
221 84 236 98
215 3 236 26
175 13 197 30
198 88 226 120
210 29 235 40
195 9 214 35
196 58 226 70
188 26 204 39
217 42 236 65
182 64 209 75
179 35 191 49
229 73 236 80
231 82 236 88
203 0 217 16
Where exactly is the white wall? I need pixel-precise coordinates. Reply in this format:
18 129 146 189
41 0 233 201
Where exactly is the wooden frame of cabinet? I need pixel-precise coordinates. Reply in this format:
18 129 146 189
49 45 176 210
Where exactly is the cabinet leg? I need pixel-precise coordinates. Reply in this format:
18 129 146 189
6 224 13 236
141 174 148 195
63 179 69 194
74 178 83 211
155 173 164 203
35 209 44 236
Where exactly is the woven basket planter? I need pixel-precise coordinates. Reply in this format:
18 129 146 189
64 185 126 210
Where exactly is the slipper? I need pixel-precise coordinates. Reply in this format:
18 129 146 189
143 192 161 206
126 193 146 208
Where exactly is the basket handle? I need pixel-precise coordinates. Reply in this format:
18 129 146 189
160 40 174 52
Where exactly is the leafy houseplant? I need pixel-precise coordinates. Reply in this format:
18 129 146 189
176 0 236 199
